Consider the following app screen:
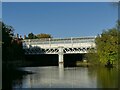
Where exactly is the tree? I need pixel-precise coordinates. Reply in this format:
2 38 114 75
28 32 35 39
95 28 120 66
2 22 14 47
1 22 14 61
36 33 52 39
25 33 52 39
1 21 24 62
85 21 120 68
84 48 99 65
27 32 38 39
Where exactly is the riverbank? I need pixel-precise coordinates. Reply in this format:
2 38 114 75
76 61 90 67
76 61 100 67
76 61 120 70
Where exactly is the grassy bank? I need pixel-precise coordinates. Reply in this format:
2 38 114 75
76 61 91 67
76 61 120 69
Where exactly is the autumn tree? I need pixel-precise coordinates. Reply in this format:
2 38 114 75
36 33 52 39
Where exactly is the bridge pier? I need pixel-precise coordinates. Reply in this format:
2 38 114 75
58 47 64 64
58 54 64 63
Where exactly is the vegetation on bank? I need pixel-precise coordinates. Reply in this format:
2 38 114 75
1 22 25 67
85 21 120 68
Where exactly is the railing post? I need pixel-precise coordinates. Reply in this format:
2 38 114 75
49 38 51 48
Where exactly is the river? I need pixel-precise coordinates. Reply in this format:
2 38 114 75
11 65 118 89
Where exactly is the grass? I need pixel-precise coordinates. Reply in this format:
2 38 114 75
76 61 91 67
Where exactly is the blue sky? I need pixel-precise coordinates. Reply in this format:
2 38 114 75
2 2 118 38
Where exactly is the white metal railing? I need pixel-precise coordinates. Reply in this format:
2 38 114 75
22 36 96 45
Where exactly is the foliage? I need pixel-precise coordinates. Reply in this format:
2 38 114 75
1 22 13 47
2 22 13 61
95 27 120 66
36 33 52 39
1 21 24 62
26 33 52 39
84 48 100 65
85 21 120 67
27 32 37 39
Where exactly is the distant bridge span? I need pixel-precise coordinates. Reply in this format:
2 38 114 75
22 36 96 64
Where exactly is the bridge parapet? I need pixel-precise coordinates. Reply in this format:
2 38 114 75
23 36 96 55
23 36 96 49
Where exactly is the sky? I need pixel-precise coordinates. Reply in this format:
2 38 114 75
2 2 118 38
0 2 2 20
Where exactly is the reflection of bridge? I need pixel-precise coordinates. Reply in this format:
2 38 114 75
22 36 96 64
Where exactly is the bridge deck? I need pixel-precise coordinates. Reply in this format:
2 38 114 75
23 36 96 55
23 36 96 48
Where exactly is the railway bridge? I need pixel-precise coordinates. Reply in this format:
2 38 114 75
22 36 96 65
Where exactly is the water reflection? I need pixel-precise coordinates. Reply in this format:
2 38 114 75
59 63 64 68
59 65 64 80
96 68 118 88
88 67 118 88
12 66 118 89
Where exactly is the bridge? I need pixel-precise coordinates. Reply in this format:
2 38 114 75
22 36 96 65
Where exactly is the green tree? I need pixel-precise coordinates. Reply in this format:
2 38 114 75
28 32 35 39
27 32 38 39
117 20 120 69
95 28 120 66
36 33 52 39
1 22 14 61
85 21 120 68
1 21 24 63
2 22 14 46
85 48 99 65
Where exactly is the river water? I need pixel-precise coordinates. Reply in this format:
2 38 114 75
12 65 118 89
